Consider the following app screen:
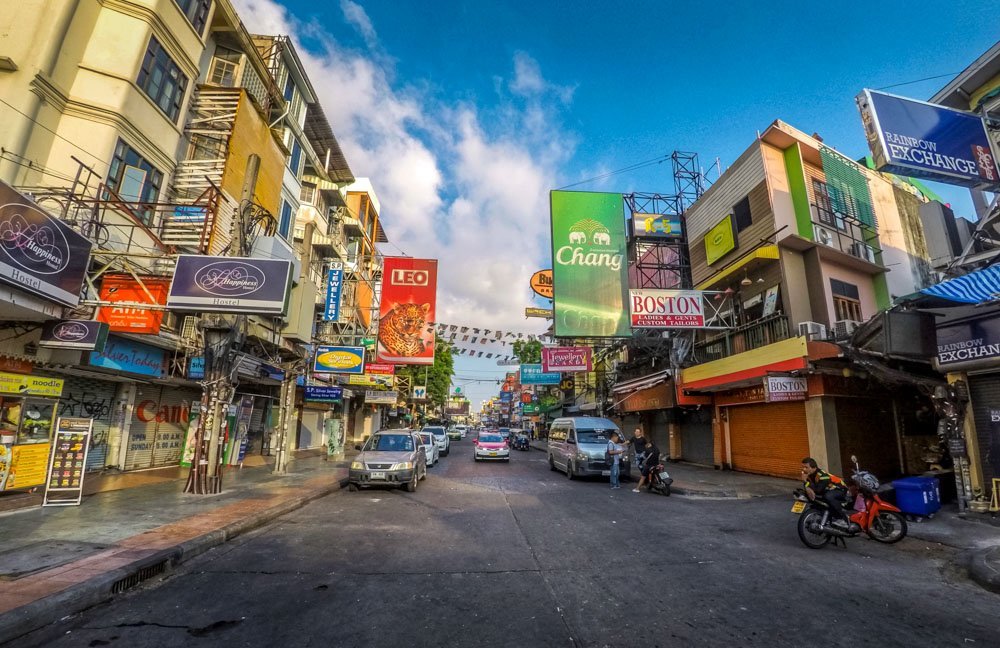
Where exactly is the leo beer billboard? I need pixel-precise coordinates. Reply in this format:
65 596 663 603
377 257 438 365
550 191 630 337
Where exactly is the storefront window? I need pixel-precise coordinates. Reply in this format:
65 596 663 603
16 399 56 444
0 397 21 440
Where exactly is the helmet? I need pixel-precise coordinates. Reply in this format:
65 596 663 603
853 470 880 493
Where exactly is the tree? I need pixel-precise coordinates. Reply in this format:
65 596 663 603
512 339 542 364
397 335 454 408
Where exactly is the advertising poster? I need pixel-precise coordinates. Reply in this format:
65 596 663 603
377 257 438 365
5 443 52 490
313 345 366 374
180 401 201 468
629 289 706 328
704 215 736 265
530 269 554 298
541 347 593 372
96 274 172 334
166 255 292 315
42 418 91 506
550 191 630 337
323 265 343 322
631 213 683 239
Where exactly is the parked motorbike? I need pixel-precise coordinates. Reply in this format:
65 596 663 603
646 461 673 496
792 454 908 549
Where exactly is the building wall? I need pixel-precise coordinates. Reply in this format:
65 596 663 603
818 257 879 326
223 91 284 215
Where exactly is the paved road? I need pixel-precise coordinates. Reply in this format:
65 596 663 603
23 438 1000 647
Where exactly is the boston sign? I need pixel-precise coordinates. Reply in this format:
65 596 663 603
764 375 808 402
629 289 705 328
0 180 92 306
166 255 292 315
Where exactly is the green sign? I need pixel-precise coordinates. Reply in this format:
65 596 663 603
550 191 630 337
361 337 376 350
704 214 736 265
523 403 539 414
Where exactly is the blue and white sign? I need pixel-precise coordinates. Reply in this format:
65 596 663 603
520 363 561 385
88 335 166 378
188 356 205 379
857 89 1000 188
304 386 343 402
323 265 343 322
499 391 513 402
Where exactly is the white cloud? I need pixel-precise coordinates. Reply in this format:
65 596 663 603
232 1 572 337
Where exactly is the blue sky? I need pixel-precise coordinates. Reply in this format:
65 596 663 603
237 0 998 407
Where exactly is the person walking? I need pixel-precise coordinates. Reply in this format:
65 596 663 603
633 439 660 493
628 428 646 475
607 431 627 489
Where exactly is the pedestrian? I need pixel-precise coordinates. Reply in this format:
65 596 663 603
628 427 646 474
633 439 660 493
607 431 626 489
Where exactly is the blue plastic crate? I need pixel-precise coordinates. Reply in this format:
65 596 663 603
892 477 941 516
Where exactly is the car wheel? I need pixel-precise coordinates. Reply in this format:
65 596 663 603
347 483 358 492
443 449 450 457
420 464 427 481
404 474 417 492
566 461 576 480
549 455 557 471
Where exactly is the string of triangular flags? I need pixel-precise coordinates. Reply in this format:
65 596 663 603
425 321 555 360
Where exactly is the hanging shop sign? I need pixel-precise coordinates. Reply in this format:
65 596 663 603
529 269 554 299
304 386 343 402
377 257 438 365
344 374 392 387
499 391 513 402
166 255 292 315
0 180 93 307
313 345 366 374
323 264 343 322
936 317 1000 367
365 390 398 404
764 375 808 402
0 372 63 397
38 319 109 351
525 307 553 319
857 89 1000 189
445 401 470 416
550 191 630 337
631 213 683 239
96 274 171 334
187 356 205 379
523 403 539 414
629 289 706 328
364 363 396 376
542 346 593 372
412 385 427 400
42 417 92 506
704 215 736 265
520 364 561 385
87 335 166 378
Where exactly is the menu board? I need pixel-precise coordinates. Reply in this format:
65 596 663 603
5 443 52 490
43 418 92 506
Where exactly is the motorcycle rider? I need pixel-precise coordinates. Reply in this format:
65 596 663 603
801 457 851 529
633 439 660 493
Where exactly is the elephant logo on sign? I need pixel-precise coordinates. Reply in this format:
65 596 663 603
568 231 586 244
592 231 611 246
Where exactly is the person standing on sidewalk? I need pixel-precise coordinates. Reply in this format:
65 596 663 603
607 432 627 489
628 428 646 475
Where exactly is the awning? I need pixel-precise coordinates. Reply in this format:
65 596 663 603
921 265 1000 304
696 245 779 290
612 369 671 394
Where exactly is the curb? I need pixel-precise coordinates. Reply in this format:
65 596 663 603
965 546 1000 595
0 474 349 645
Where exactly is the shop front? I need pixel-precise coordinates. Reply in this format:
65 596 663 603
0 372 64 491
716 383 809 479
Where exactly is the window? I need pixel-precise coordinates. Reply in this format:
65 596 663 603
732 196 752 232
288 137 303 177
107 138 163 216
208 47 241 87
831 279 863 322
279 200 293 238
188 133 226 160
283 73 295 101
137 37 189 122
812 179 842 229
300 183 316 205
173 0 211 34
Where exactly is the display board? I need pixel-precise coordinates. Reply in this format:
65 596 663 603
43 417 92 506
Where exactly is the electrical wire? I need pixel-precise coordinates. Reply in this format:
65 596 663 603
0 97 112 169
557 154 672 190
874 72 960 91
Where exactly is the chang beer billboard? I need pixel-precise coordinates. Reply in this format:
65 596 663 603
550 191 630 337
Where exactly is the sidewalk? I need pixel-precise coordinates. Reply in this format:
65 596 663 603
0 451 353 644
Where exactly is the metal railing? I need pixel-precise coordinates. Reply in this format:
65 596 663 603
810 203 881 265
694 313 791 363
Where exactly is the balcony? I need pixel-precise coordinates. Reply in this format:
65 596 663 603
693 313 791 363
810 204 881 266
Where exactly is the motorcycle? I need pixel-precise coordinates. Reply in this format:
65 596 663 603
646 461 673 496
512 434 530 451
792 454 908 549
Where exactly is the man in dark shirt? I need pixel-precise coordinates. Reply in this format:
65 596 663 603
628 428 646 472
632 439 659 493
801 457 850 527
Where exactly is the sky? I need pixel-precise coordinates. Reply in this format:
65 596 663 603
233 0 998 408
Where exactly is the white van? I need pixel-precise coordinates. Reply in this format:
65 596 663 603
547 416 631 480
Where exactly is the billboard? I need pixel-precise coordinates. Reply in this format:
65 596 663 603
313 345 366 374
704 215 736 265
377 257 438 365
520 364 561 385
629 289 706 328
857 89 1000 189
631 213 683 239
38 319 109 351
541 346 593 372
530 269 553 298
96 274 171 334
365 390 398 405
166 255 292 314
550 191 629 337
0 180 92 306
323 265 343 322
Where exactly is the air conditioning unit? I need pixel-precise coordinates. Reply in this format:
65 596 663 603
813 224 836 248
797 321 828 341
833 319 861 339
850 242 876 263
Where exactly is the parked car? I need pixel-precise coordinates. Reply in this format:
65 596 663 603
349 430 428 492
547 416 631 480
473 431 510 462
423 425 450 456
447 426 462 440
418 431 440 466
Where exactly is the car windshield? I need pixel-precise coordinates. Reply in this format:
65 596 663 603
479 434 503 443
419 434 433 444
365 435 414 452
576 429 616 444
423 427 445 435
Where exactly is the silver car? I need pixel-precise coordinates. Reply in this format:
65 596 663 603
349 430 428 492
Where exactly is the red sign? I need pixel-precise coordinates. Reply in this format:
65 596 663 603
364 363 396 375
377 258 438 365
97 274 171 334
541 346 592 372
628 289 706 328
521 392 533 404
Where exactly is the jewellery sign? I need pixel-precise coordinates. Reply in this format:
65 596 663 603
38 319 109 351
377 257 438 365
0 180 92 307
857 89 1000 189
550 191 630 338
541 346 593 372
323 264 343 322
43 417 92 506
166 255 292 315
764 375 808 402
313 345 366 374
629 289 706 328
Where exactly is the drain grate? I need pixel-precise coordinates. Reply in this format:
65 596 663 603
111 560 169 594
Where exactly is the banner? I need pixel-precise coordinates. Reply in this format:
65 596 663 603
166 255 292 314
858 89 1000 189
364 363 396 375
96 274 171 334
365 390 398 404
377 257 438 365
323 265 343 322
550 191 630 337
629 289 706 328
38 320 109 351
542 346 593 372
313 345 366 374
520 364 561 385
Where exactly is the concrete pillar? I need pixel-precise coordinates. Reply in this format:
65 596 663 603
713 407 728 468
668 420 681 459
805 396 841 475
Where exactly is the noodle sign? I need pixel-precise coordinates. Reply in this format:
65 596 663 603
629 289 705 328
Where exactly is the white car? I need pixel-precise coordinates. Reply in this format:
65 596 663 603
455 425 468 439
422 426 450 457
418 431 440 466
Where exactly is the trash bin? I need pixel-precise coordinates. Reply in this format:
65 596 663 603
891 477 941 516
